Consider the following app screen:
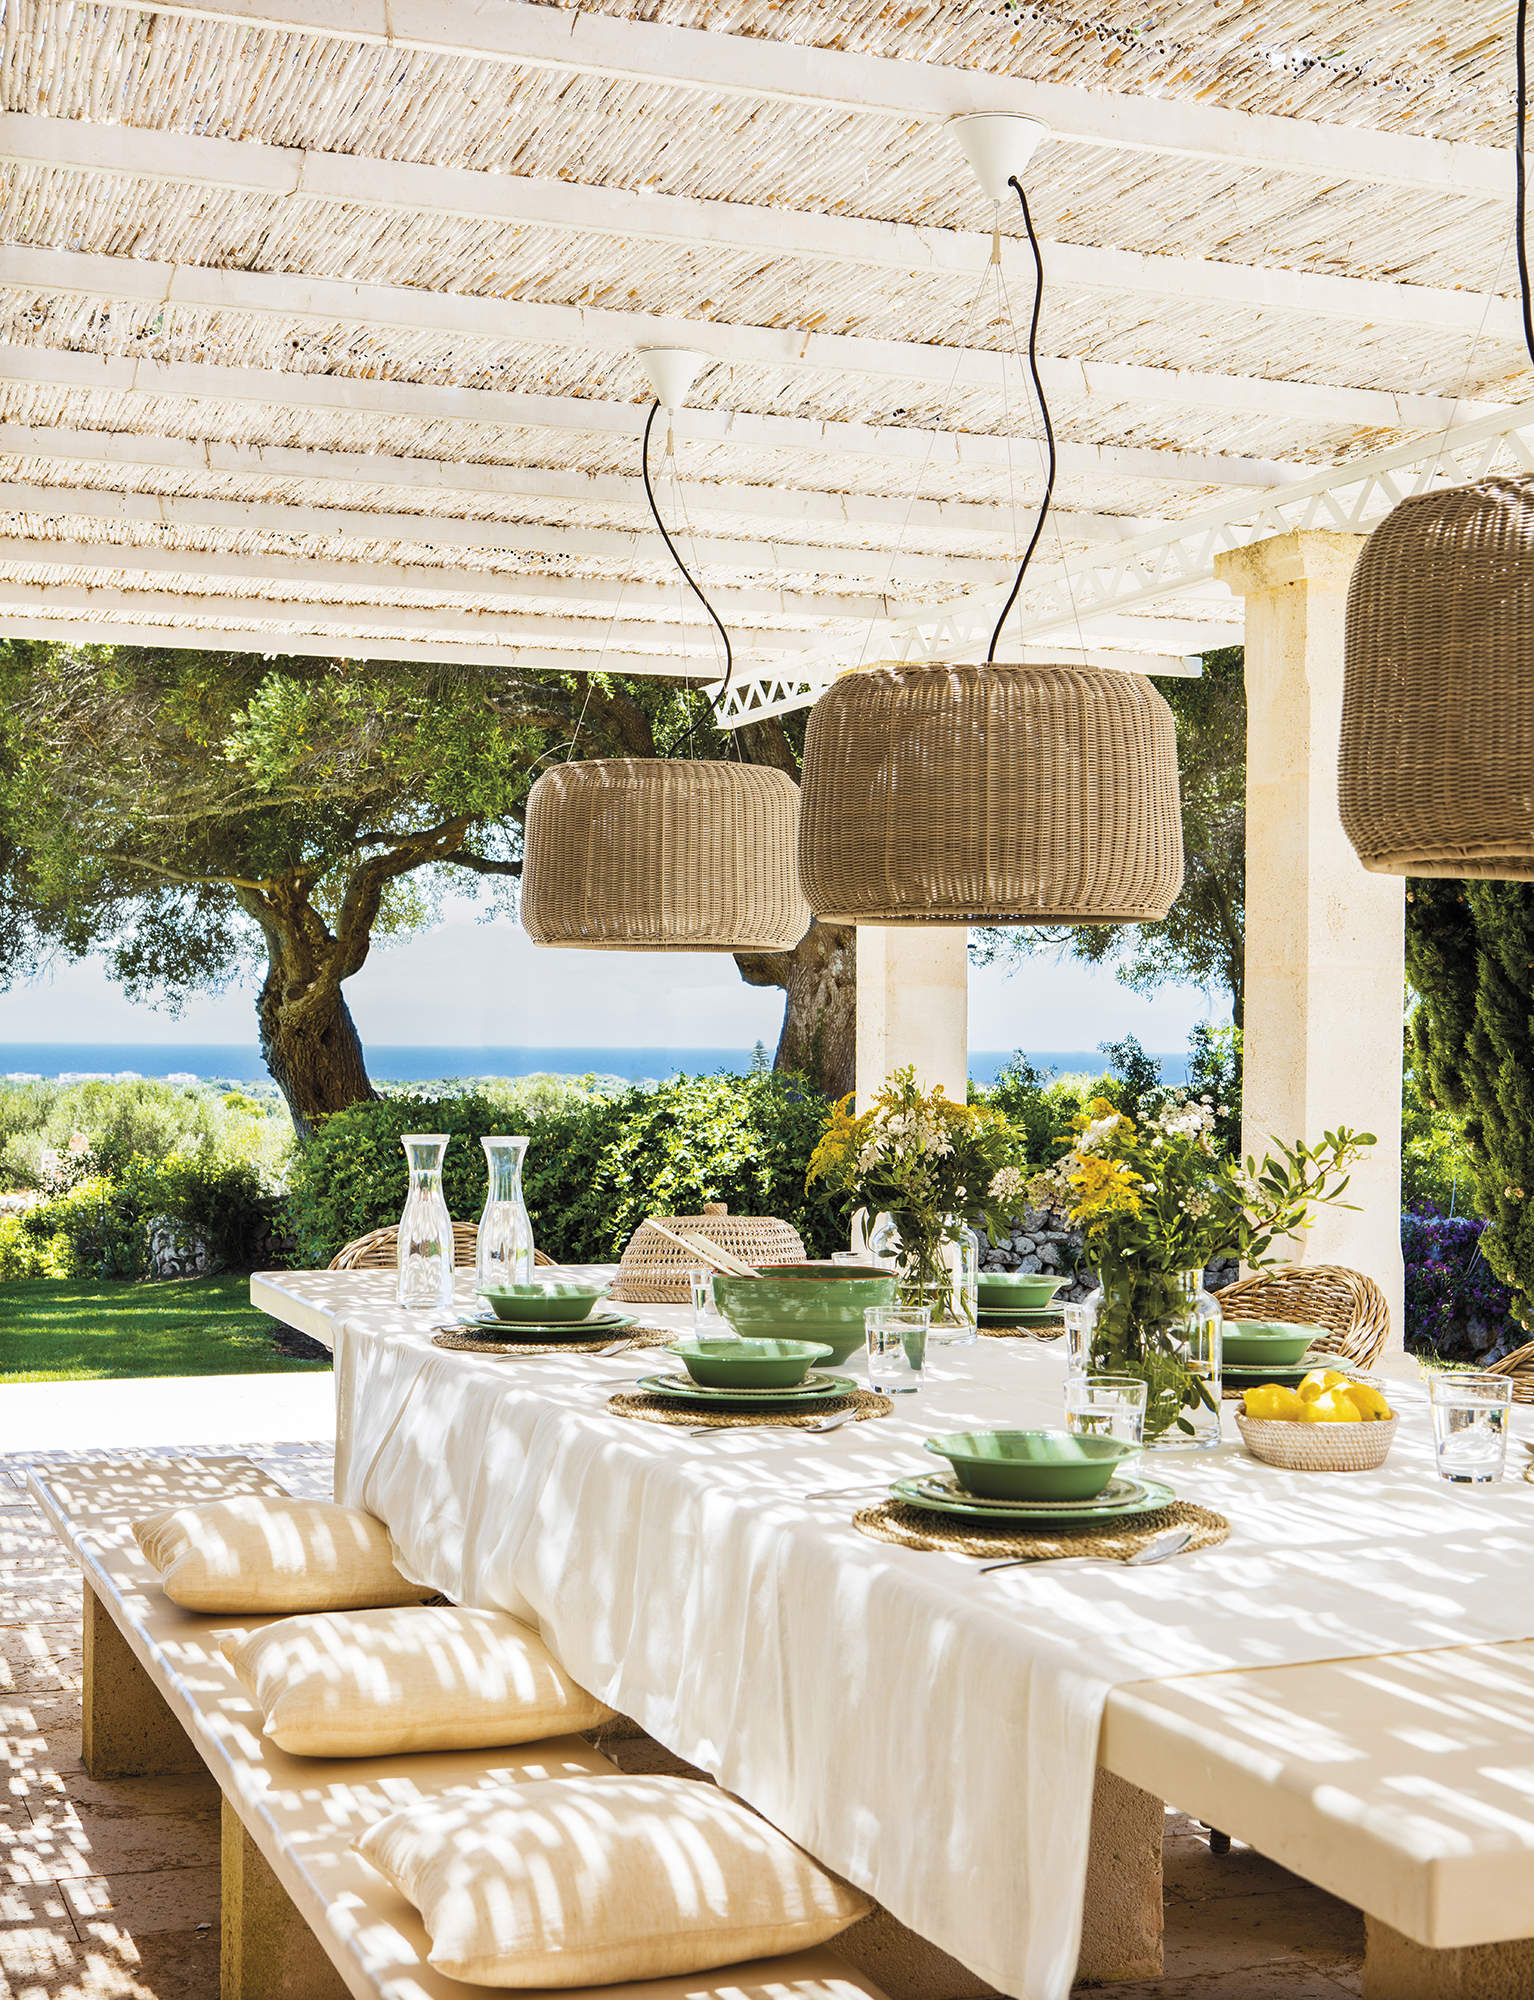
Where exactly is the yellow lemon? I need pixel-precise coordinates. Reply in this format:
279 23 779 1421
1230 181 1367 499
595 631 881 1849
1307 1387 1363 1424
1242 1384 1308 1421
1340 1381 1393 1423
1298 1368 1350 1403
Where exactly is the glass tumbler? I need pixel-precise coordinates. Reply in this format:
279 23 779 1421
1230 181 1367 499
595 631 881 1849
1430 1371 1512 1483
1064 1372 1148 1449
865 1305 929 1394
688 1267 730 1339
1062 1302 1090 1378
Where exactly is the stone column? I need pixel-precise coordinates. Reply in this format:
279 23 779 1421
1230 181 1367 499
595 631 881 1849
1215 530 1405 1353
855 927 969 1108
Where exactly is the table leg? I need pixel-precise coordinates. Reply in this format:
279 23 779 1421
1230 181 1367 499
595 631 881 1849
82 1580 202 1779
1364 1916 1534 1997
222 1798 350 2000
1076 1770 1164 1982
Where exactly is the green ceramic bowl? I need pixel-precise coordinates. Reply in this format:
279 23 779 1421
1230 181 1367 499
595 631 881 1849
669 1337 834 1389
976 1272 1069 1310
923 1428 1135 1501
711 1264 897 1364
1221 1319 1316 1366
477 1281 611 1324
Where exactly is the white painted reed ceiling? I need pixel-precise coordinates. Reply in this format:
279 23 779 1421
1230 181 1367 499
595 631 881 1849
0 0 1531 691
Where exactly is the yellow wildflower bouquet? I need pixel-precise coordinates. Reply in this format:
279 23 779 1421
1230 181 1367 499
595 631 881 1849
1034 1094 1372 1439
808 1066 1028 1311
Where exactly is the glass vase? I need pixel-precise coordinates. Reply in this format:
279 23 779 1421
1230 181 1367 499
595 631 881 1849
477 1136 535 1294
1080 1264 1222 1449
396 1134 454 1311
885 1214 979 1344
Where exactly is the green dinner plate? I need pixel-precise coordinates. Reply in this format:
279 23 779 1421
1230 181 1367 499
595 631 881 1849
891 1472 1174 1525
633 1370 857 1409
455 1309 636 1338
1221 1350 1353 1383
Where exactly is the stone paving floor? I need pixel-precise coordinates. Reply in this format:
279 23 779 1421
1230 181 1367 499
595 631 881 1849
0 1441 1365 1999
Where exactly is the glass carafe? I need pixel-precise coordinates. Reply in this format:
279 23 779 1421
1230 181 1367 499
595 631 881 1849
396 1134 454 1310
477 1136 535 1294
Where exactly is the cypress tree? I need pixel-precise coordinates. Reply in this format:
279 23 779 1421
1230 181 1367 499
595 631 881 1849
1407 879 1534 1329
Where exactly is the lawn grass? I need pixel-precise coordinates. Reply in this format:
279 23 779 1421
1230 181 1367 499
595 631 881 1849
0 1275 331 1383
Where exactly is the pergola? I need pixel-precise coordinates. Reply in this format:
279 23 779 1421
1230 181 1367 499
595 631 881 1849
6 0 1528 1341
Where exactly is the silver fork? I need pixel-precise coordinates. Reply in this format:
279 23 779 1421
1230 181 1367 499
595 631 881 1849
980 1524 1195 1574
687 1411 862 1439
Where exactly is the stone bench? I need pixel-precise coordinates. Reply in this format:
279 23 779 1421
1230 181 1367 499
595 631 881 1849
1103 1639 1534 1997
25 1454 904 2000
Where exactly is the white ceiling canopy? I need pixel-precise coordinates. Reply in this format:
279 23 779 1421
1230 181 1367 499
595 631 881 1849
0 0 1529 712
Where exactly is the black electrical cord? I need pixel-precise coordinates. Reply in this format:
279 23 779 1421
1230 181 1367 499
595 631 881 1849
1519 0 1534 369
640 397 734 755
987 174 1057 664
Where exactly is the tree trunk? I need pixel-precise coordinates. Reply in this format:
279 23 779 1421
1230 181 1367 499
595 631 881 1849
735 921 856 1100
255 954 378 1137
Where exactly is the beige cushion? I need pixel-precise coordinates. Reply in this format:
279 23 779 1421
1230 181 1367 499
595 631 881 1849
132 1497 434 1614
221 1606 614 1757
354 1774 871 1988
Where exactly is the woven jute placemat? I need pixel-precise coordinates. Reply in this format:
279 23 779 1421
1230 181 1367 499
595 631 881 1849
432 1328 675 1358
606 1387 893 1429
853 1497 1227 1561
979 1320 1064 1340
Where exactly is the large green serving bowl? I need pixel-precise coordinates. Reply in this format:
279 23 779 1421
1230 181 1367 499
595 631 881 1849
669 1338 833 1389
923 1428 1136 1501
976 1272 1069 1310
711 1263 897 1364
477 1280 611 1324
1221 1319 1316 1366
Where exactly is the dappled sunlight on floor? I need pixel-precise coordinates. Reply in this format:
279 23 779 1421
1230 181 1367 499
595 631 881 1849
0 1443 1363 1999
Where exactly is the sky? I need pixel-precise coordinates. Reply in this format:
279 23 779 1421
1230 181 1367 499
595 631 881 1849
0 893 1225 1055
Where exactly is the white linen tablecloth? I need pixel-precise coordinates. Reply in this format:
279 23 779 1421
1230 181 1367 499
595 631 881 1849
333 1315 1534 2000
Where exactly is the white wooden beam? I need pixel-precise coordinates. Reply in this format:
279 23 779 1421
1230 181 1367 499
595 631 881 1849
0 481 1011 585
79 4 1507 197
0 243 1501 432
0 537 883 620
0 581 808 652
1 117 1515 344
0 616 711 675
0 347 1307 490
0 425 1152 546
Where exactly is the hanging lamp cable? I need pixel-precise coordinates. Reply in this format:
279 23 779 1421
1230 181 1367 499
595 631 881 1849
986 173 1056 663
640 396 734 754
1518 0 1534 369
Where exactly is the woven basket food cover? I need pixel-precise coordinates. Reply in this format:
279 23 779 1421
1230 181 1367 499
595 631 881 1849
1235 1412 1396 1473
612 1205 807 1303
797 662 1184 924
1341 477 1534 879
521 759 811 951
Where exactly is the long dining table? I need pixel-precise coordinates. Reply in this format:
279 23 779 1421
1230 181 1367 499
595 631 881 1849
252 1263 1534 2000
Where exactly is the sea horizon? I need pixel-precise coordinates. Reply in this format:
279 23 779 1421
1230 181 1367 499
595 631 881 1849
0 1041 1191 1088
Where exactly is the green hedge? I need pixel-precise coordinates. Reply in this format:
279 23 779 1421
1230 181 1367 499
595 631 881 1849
283 1073 846 1267
18 1153 282 1280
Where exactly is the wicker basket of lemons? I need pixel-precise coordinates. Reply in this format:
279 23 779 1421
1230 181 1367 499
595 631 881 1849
1235 1368 1396 1472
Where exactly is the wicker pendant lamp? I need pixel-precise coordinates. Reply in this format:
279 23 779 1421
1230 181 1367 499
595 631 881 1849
520 346 810 952
800 659 1182 924
1341 479 1534 878
1339 5 1534 879
796 115 1184 927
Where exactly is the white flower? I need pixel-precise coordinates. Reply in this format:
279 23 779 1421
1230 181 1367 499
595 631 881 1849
989 1166 1025 1202
1076 1114 1122 1156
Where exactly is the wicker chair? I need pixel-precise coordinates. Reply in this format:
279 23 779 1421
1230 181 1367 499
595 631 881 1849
329 1224 554 1271
1214 1263 1391 1369
1485 1342 1534 1404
